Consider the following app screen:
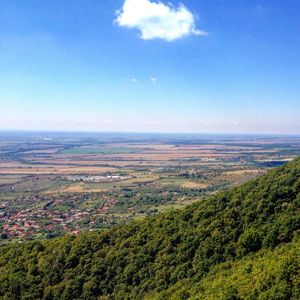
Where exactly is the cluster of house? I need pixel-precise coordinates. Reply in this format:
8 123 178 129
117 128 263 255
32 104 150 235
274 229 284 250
0 195 117 241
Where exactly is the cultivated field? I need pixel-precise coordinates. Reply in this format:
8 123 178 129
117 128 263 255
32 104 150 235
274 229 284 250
1 132 300 243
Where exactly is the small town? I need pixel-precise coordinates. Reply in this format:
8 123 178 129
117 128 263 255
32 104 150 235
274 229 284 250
0 194 117 241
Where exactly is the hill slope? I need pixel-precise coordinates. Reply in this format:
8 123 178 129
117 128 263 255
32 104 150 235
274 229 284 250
0 158 300 299
149 237 300 299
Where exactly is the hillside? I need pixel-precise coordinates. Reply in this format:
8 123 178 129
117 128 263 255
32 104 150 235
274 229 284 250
0 158 300 300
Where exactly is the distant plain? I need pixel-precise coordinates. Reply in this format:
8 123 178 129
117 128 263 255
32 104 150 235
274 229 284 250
1 132 300 243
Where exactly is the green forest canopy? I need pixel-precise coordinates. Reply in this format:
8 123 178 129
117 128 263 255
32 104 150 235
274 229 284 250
0 158 300 299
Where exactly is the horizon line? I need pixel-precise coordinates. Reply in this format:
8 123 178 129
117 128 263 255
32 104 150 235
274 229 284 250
0 129 300 137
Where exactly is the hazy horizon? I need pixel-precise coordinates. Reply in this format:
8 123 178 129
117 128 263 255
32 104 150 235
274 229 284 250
1 129 300 138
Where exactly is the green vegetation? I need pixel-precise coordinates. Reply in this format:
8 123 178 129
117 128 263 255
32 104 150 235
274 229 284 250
2 133 300 243
150 238 300 299
0 158 300 299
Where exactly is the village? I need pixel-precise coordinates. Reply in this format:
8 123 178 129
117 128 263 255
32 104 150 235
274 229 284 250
0 194 117 242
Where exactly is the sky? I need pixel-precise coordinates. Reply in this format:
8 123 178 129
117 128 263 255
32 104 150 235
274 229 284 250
1 0 300 134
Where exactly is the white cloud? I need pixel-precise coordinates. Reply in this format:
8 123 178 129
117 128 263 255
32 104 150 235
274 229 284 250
115 0 207 41
149 76 157 83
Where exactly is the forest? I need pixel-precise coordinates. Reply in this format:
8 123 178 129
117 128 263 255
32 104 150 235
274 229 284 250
0 157 299 299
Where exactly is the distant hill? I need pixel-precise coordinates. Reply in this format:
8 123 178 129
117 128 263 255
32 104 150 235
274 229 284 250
0 158 299 299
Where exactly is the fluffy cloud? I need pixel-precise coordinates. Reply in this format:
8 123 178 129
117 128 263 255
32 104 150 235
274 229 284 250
115 0 207 41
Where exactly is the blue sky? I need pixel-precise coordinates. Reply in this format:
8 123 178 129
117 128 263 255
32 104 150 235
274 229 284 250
1 0 300 134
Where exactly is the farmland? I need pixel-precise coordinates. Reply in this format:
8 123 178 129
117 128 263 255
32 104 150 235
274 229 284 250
1 131 300 244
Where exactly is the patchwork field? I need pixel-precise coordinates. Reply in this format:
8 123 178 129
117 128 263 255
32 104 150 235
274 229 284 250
1 132 300 244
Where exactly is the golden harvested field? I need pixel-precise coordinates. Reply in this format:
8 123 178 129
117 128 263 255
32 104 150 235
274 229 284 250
0 136 299 191
0 165 119 175
180 182 209 189
0 135 299 192
48 183 105 193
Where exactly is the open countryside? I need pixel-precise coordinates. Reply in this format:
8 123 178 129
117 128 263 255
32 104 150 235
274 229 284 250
1 132 300 244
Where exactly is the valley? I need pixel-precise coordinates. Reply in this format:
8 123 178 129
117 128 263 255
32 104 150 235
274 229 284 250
1 132 300 244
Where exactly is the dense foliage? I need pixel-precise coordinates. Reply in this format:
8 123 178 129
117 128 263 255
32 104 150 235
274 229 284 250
0 158 300 299
149 237 300 299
